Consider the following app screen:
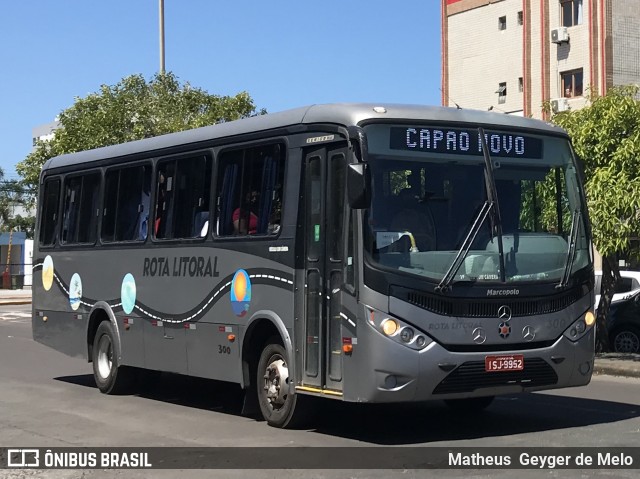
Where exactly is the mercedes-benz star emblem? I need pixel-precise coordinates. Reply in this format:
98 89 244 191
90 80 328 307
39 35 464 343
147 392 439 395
497 305 512 321
472 327 487 344
522 325 536 342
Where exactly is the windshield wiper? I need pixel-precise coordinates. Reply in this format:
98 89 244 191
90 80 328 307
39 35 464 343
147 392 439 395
557 209 580 288
435 127 506 293
478 127 506 283
435 201 494 292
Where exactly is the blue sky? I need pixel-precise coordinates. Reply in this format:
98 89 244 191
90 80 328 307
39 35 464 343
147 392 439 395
0 1 441 181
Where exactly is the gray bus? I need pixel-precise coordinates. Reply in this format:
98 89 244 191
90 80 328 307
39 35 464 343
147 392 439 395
32 104 595 428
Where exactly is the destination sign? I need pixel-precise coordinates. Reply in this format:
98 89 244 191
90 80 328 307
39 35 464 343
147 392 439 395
389 127 543 159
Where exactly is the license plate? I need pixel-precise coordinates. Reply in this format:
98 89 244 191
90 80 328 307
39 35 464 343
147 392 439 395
485 354 524 372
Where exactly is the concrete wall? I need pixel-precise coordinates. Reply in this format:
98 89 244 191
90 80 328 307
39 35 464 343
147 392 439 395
448 0 525 113
548 0 592 109
444 0 620 119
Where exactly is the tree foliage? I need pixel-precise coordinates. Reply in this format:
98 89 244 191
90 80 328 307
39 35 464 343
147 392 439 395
17 72 263 191
551 85 640 351
0 166 33 237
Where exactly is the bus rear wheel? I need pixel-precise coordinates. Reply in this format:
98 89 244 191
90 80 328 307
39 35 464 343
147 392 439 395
92 321 134 395
257 340 309 428
444 396 495 412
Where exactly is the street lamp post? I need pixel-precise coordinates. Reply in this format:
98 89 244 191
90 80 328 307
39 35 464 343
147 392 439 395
159 0 165 73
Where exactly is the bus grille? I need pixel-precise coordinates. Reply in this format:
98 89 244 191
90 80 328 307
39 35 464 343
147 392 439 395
399 287 583 318
433 358 558 394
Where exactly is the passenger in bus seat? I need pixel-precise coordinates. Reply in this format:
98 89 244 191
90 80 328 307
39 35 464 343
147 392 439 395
268 206 281 235
233 190 259 234
193 210 209 237
135 188 151 240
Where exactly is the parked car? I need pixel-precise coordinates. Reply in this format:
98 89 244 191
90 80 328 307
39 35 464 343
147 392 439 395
594 270 640 309
605 290 640 353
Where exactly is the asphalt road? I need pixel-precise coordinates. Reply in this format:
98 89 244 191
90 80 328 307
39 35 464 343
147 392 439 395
1 304 640 479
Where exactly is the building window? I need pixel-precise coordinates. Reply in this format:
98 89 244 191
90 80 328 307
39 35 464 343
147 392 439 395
497 82 507 104
519 77 524 92
517 11 523 25
498 16 507 30
561 69 583 97
561 0 583 27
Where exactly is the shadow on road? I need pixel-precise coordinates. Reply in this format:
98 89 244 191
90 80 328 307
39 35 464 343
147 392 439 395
55 373 640 445
55 372 246 414
312 394 640 444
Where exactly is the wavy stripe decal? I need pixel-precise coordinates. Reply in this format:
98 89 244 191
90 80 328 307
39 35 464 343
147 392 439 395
33 261 293 324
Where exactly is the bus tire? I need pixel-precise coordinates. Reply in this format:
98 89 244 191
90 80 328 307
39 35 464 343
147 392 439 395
444 396 494 412
92 321 134 395
257 340 309 428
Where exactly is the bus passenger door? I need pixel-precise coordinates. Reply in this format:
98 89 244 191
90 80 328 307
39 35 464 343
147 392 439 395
300 145 348 393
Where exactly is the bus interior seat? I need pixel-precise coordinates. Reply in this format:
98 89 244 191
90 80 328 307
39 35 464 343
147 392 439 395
193 211 209 237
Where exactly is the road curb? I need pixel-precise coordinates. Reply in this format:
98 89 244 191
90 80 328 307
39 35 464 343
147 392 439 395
593 362 640 379
0 300 32 306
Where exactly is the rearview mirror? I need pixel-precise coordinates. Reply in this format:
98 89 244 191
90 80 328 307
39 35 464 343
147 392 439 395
347 163 370 209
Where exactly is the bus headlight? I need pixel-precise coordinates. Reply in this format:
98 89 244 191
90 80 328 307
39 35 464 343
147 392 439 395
382 319 399 336
563 311 595 342
584 311 596 327
367 308 432 350
400 327 414 343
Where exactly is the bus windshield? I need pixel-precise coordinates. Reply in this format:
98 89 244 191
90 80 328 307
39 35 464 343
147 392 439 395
363 123 590 285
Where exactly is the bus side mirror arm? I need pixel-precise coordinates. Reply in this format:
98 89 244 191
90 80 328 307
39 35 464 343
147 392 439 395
347 126 369 162
346 126 371 209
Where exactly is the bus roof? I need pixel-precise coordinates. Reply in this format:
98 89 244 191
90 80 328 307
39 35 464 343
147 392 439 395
43 103 567 172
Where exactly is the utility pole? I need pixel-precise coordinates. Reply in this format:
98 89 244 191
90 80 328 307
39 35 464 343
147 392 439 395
159 0 165 73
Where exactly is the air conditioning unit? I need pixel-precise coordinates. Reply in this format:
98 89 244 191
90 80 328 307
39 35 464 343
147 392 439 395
550 97 570 113
551 27 570 44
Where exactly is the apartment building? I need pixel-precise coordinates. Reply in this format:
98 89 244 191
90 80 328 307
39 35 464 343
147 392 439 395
32 119 60 148
442 0 640 119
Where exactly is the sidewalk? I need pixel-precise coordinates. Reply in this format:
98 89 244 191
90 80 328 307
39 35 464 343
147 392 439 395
593 352 640 379
0 287 32 306
2 288 639 378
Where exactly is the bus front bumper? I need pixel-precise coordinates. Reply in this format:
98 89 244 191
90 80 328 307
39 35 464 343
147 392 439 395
343 324 595 403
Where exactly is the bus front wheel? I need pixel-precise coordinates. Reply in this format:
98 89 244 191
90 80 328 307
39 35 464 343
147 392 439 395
92 321 134 395
257 340 309 428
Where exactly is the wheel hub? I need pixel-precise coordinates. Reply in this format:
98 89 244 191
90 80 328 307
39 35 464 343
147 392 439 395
615 331 639 353
97 335 113 379
263 358 289 409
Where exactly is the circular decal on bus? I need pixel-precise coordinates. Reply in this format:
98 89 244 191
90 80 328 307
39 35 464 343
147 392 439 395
42 255 54 291
69 273 82 311
121 273 136 315
230 269 251 317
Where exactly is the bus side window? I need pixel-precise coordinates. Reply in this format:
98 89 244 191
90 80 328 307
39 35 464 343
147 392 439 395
154 155 211 240
216 144 284 237
154 163 175 239
61 172 100 245
102 164 151 243
39 179 61 247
